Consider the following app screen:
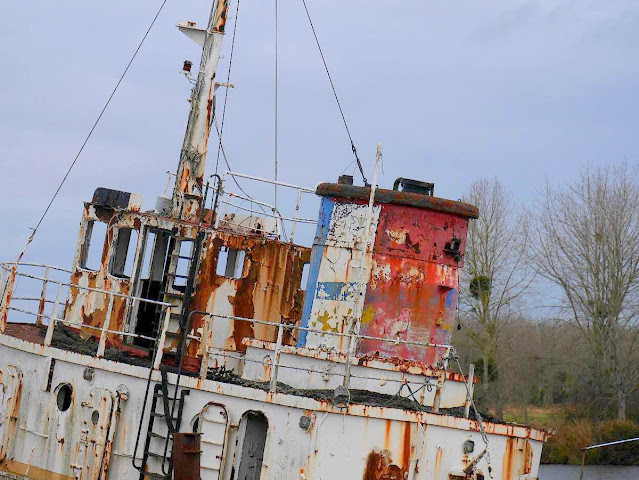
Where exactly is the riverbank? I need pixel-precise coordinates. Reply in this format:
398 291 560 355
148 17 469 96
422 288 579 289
503 407 639 465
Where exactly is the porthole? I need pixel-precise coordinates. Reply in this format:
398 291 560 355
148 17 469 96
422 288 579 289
56 384 73 412
91 410 100 425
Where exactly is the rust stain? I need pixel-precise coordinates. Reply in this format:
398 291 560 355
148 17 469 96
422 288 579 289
362 450 406 480
357 201 468 366
434 447 443 479
186 232 310 357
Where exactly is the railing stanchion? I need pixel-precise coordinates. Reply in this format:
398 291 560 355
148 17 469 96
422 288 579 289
464 363 476 419
199 315 214 379
37 266 50 326
44 284 64 347
270 322 284 393
154 307 172 370
290 189 303 243
97 289 116 358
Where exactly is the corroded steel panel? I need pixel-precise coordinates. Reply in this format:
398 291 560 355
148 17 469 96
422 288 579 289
358 203 469 365
300 199 380 351
188 232 310 356
0 364 22 462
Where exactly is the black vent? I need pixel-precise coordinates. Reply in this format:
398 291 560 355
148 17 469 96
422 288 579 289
393 178 435 196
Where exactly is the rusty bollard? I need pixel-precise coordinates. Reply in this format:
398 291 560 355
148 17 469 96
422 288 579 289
173 432 202 480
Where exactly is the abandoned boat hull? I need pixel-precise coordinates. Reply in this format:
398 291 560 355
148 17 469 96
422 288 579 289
0 335 545 480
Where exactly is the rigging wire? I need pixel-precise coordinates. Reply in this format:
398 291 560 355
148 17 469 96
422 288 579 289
214 0 241 175
274 0 279 210
300 0 369 186
16 0 170 263
212 116 267 214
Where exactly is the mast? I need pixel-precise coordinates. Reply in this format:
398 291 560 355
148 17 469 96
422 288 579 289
172 0 230 221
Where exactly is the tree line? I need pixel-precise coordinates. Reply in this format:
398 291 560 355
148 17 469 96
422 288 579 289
454 162 639 421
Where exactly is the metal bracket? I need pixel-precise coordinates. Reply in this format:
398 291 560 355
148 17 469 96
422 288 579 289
177 21 207 47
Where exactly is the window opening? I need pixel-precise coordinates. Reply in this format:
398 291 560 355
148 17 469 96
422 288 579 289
56 384 73 412
110 228 139 278
135 230 171 346
216 246 246 279
173 240 194 288
80 221 108 271
236 411 268 480
301 263 310 291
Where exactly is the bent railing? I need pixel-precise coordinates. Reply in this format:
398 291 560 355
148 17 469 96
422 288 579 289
0 262 174 369
0 262 465 411
189 310 454 411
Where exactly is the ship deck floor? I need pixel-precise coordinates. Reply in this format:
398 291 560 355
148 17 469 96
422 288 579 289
5 323 154 367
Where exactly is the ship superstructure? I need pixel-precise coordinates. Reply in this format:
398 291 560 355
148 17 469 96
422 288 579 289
0 1 546 479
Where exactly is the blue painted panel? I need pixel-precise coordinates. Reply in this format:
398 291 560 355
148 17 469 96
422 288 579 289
315 282 357 301
298 197 335 347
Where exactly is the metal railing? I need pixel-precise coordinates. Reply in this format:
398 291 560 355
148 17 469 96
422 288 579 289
214 171 317 243
579 437 639 480
190 310 453 410
162 170 318 243
0 263 174 369
0 263 463 411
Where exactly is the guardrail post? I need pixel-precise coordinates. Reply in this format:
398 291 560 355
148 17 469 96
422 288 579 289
433 347 451 413
464 363 475 419
37 266 50 326
154 307 172 370
290 189 303 243
0 265 17 334
44 284 64 346
199 315 214 379
269 323 284 393
97 289 116 358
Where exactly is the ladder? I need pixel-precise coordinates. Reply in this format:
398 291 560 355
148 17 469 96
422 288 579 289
139 368 190 479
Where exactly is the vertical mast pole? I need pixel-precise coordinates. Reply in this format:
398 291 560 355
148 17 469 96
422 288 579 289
172 0 230 221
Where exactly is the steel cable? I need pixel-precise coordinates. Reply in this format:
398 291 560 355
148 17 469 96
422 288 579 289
301 0 369 186
17 0 170 262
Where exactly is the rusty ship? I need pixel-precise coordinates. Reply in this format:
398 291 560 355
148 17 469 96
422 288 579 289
0 1 547 479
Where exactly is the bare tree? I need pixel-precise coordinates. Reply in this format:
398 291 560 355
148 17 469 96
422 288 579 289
533 162 639 420
459 178 533 418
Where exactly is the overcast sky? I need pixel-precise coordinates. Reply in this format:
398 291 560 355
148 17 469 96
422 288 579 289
1 0 638 265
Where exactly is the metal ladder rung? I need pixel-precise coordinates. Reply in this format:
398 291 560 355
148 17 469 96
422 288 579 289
144 472 169 479
147 451 168 459
201 439 224 446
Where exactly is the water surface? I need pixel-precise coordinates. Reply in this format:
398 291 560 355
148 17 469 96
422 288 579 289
539 464 639 480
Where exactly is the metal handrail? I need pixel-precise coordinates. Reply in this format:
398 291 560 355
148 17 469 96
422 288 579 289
0 263 174 363
190 310 452 399
216 171 318 242
579 437 639 479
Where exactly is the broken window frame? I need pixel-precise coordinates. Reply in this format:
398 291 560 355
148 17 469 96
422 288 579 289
78 220 108 272
216 245 248 279
108 227 140 279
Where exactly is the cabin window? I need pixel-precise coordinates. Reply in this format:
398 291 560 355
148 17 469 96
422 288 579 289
301 262 310 291
110 228 139 278
216 246 246 279
236 411 268 480
140 230 171 283
80 221 108 271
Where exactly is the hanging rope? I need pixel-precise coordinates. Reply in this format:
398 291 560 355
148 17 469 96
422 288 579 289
300 0 369 186
214 0 241 175
16 0 170 263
